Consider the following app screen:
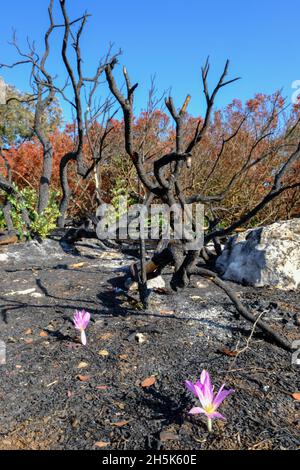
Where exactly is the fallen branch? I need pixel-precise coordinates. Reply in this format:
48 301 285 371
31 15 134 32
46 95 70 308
234 311 265 356
222 312 265 381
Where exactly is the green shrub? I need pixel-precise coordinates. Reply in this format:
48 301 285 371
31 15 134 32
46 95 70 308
0 185 60 240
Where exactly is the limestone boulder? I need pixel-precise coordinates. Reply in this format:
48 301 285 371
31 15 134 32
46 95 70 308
216 219 300 290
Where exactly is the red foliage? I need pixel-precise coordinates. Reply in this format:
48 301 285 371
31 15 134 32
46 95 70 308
3 129 74 191
1 93 299 224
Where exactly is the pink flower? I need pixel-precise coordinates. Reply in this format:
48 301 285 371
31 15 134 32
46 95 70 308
185 370 234 432
73 309 91 346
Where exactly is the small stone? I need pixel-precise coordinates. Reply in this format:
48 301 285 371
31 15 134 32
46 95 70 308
7 337 16 343
99 349 109 357
125 279 138 291
118 354 128 360
2 440 12 446
77 361 89 369
135 333 146 344
98 332 114 340
159 309 175 316
115 402 125 410
141 376 156 388
95 441 110 448
196 280 208 289
160 430 179 442
4 288 36 297
190 295 204 301
147 276 165 289
76 375 90 382
71 418 80 428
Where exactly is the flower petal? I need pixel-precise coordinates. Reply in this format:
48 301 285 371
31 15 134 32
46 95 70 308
204 380 214 402
195 379 204 391
194 384 211 408
82 311 91 328
185 380 197 397
188 407 205 415
213 385 234 408
197 370 213 404
73 310 90 331
209 411 226 420
200 369 208 385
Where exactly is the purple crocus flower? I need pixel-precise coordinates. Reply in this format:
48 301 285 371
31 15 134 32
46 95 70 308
185 369 234 432
73 309 91 346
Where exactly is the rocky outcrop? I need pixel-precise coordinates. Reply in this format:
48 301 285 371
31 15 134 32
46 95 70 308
216 219 300 290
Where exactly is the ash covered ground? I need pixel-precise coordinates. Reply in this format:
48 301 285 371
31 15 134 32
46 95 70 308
0 236 299 450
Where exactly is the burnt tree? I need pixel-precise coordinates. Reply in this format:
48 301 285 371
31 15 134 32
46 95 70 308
57 0 118 227
0 0 60 216
105 59 300 351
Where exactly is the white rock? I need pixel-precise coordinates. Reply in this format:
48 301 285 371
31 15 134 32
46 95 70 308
135 333 146 343
147 275 166 289
4 288 37 296
196 280 209 289
0 253 8 262
31 292 43 298
126 280 139 291
216 219 300 290
125 275 166 291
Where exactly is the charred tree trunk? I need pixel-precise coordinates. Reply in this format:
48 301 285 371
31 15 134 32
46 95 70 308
37 138 54 215
2 201 14 233
1 0 57 219
0 151 14 233
0 174 31 230
57 0 118 227
58 152 76 228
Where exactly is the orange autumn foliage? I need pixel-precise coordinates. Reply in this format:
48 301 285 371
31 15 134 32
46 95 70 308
1 92 300 226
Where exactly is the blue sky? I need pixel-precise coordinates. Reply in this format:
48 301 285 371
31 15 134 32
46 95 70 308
0 0 299 121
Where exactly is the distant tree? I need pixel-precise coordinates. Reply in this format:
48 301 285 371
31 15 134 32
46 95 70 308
0 84 35 147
